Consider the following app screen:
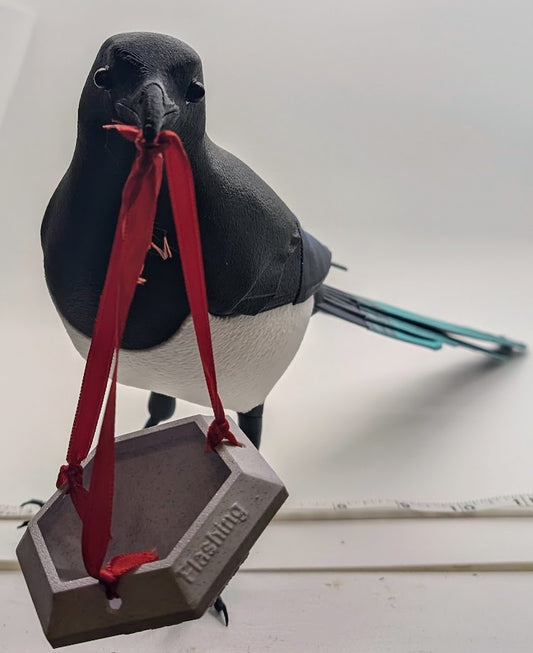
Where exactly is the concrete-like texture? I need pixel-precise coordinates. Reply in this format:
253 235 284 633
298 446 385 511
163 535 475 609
16 416 287 648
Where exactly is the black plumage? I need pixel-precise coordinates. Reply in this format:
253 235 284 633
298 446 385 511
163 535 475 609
41 32 330 352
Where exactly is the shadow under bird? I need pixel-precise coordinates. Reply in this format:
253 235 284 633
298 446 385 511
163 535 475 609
40 31 525 622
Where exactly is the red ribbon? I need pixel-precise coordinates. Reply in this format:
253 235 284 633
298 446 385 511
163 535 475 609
56 125 238 596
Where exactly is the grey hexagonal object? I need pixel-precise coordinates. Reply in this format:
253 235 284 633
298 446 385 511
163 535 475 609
17 415 288 648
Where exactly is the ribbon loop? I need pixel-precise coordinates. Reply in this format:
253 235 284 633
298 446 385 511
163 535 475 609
57 124 238 599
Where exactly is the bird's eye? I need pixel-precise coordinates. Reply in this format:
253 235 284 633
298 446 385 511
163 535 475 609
93 66 112 90
186 80 205 103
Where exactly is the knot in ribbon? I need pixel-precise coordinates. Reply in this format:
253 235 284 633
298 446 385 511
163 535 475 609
56 463 84 491
116 124 172 154
207 417 239 452
97 550 159 599
98 568 120 600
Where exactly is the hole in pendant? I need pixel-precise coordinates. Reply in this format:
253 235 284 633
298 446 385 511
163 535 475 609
107 597 123 613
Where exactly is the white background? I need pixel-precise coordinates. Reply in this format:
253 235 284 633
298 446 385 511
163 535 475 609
0 1 532 651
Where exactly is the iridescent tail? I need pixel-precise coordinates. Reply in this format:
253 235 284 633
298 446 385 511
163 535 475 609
314 285 526 360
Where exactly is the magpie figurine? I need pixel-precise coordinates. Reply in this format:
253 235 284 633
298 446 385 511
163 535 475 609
42 31 524 446
40 30 524 626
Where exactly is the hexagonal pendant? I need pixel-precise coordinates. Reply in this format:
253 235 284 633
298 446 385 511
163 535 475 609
17 415 287 647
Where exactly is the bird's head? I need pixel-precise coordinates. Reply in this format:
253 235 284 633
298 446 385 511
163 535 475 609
78 32 206 151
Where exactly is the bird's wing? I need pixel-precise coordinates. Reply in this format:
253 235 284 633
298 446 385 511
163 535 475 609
207 223 331 316
295 228 332 303
199 145 332 317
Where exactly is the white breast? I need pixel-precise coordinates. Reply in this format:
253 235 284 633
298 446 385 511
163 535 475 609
61 298 314 413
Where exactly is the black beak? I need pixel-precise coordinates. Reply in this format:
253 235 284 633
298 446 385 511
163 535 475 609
117 81 177 143
139 82 165 142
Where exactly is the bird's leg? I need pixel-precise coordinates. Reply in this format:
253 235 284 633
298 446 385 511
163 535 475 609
144 392 176 428
210 404 265 626
237 404 264 449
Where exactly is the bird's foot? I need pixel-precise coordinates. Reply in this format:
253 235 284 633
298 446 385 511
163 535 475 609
213 595 229 627
18 499 44 528
145 392 176 428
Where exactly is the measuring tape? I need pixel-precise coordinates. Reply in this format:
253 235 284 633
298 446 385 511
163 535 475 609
0 503 40 522
4 494 533 523
3 495 533 573
274 493 533 520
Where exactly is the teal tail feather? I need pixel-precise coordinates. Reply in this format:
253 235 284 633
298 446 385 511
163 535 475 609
314 285 526 360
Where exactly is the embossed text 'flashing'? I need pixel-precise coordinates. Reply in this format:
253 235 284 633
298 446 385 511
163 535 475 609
177 503 248 583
